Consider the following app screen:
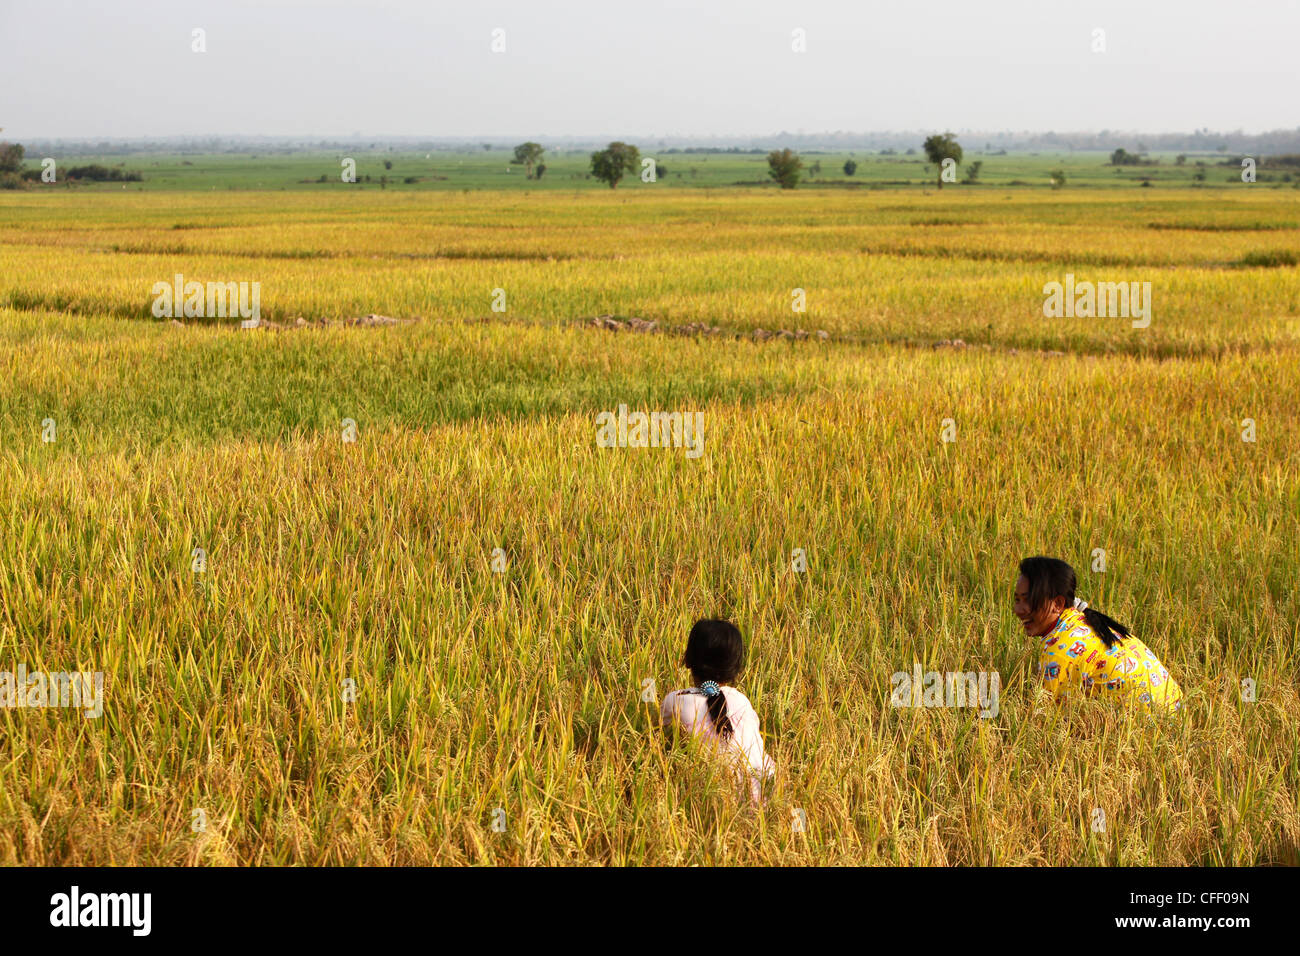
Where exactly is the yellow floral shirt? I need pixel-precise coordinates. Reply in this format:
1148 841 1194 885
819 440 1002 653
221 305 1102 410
1038 607 1182 714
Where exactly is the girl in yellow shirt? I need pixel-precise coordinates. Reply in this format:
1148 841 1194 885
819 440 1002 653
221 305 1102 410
1015 556 1183 714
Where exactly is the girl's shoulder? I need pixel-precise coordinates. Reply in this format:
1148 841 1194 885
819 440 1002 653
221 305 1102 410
662 686 755 713
721 685 754 705
1044 609 1102 649
1109 633 1157 659
663 687 716 703
663 685 755 702
662 687 708 712
721 686 759 720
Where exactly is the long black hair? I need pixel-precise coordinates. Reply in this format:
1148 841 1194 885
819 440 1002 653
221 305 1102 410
1019 556 1130 648
683 619 746 739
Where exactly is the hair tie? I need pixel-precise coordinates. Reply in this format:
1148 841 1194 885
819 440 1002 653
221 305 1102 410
1074 597 1089 611
700 680 721 698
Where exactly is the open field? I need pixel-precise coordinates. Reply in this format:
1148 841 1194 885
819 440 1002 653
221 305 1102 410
3 188 1299 357
1 184 1298 865
19 149 1300 192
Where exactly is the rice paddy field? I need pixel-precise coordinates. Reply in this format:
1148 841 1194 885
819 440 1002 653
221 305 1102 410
1 180 1298 865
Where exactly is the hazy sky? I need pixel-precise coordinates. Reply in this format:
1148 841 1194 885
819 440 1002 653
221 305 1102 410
2 0 1296 139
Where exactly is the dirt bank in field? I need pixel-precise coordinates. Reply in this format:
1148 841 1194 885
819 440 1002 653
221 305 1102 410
584 314 832 342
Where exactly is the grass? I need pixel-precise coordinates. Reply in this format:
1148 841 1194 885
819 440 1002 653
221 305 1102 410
20 149 1300 192
0 182 1297 865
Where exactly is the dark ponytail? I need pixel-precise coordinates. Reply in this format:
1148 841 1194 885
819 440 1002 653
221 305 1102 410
1018 556 1130 649
704 686 732 740
1081 607 1130 649
683 619 746 739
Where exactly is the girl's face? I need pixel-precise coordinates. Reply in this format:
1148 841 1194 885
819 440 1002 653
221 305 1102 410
1014 574 1066 637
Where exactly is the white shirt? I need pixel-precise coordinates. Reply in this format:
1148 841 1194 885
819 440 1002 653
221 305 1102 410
661 685 776 802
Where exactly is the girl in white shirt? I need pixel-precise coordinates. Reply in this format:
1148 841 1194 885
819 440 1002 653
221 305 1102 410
660 619 776 804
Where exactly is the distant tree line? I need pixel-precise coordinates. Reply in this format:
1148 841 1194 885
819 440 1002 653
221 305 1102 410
1 142 145 188
62 164 144 182
19 128 1300 158
662 147 768 154
1110 148 1158 167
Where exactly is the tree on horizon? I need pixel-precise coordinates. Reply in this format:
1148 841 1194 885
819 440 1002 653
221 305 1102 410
922 133 963 189
590 142 640 189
